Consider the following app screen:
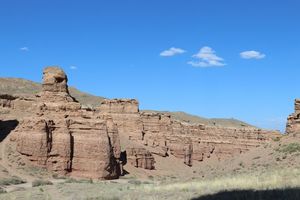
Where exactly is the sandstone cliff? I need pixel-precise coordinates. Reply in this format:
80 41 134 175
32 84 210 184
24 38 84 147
98 99 279 167
3 67 122 179
0 66 280 179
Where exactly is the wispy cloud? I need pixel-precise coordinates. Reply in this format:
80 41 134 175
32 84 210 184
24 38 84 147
160 47 186 57
240 50 265 59
70 65 77 70
20 47 29 51
188 46 225 67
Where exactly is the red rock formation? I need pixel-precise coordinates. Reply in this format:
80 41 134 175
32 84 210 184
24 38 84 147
0 66 280 175
9 67 122 179
98 100 280 167
127 147 155 169
286 99 300 135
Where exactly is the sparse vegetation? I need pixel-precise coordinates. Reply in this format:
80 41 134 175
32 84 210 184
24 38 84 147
86 197 120 200
32 179 53 187
0 187 6 194
272 137 281 142
128 180 142 185
0 176 26 186
65 178 93 184
26 166 50 178
1 168 300 199
52 173 67 179
276 143 300 154
239 162 244 168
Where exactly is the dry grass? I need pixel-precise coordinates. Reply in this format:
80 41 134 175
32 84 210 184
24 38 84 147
0 176 26 186
32 179 53 187
147 168 300 194
1 168 300 200
276 143 300 154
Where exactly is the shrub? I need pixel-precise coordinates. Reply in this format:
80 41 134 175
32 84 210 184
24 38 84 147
277 143 300 154
128 180 141 185
272 137 281 142
32 179 53 187
0 176 26 186
52 173 67 179
0 187 6 194
65 178 93 184
239 162 244 168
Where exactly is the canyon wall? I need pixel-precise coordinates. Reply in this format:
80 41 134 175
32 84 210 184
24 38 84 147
0 66 280 179
3 67 122 179
98 99 279 166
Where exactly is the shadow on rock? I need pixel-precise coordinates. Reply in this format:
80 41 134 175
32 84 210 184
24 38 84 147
191 188 300 200
0 120 19 142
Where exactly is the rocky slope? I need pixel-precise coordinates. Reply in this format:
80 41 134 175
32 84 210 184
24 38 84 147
0 78 254 129
0 78 104 108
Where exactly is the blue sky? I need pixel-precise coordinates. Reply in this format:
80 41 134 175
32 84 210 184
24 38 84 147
1 0 299 131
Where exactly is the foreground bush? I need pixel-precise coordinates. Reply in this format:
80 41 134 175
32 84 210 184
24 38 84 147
0 176 26 186
0 187 6 193
65 178 93 184
277 143 300 154
32 179 53 187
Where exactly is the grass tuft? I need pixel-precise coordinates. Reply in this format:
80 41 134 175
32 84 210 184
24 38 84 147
0 176 26 186
32 179 53 187
277 143 300 154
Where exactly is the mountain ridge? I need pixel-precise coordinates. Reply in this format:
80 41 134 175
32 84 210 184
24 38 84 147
0 77 255 128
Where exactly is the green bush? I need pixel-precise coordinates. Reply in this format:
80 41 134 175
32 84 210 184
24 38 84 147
0 176 26 186
32 179 53 187
277 143 300 154
0 187 6 194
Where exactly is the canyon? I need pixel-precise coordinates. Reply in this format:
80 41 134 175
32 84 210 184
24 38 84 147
0 66 280 180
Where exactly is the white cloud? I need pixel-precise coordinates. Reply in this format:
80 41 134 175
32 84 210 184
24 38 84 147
70 66 77 70
240 50 265 59
188 46 225 67
160 47 186 57
20 47 29 51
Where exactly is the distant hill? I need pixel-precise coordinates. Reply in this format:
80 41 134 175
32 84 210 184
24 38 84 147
0 78 255 128
0 78 105 108
142 111 255 128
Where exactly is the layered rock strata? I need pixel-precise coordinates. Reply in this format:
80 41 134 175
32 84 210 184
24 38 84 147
0 66 280 175
6 67 122 179
98 100 279 166
127 147 155 169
